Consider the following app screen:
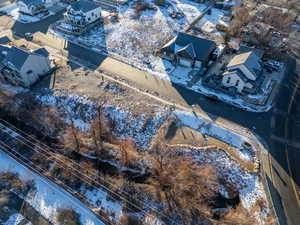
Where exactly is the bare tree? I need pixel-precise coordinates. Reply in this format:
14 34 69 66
149 146 220 224
60 104 81 153
91 101 106 156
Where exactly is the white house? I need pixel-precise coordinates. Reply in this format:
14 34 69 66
222 51 262 93
17 0 47 16
59 0 101 34
0 46 51 87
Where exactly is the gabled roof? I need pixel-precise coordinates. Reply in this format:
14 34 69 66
176 43 196 59
34 48 49 57
161 32 216 61
19 0 43 6
238 45 264 58
227 51 262 77
6 47 30 71
70 0 100 13
0 45 49 72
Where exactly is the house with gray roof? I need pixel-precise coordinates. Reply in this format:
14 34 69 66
17 0 47 16
0 45 51 87
58 0 101 35
222 51 263 93
160 32 216 68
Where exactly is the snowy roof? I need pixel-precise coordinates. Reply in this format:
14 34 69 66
227 51 262 77
161 32 216 61
19 0 43 6
70 0 100 13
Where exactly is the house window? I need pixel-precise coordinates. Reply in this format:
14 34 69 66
92 12 94 16
227 77 231 83
88 17 91 21
236 80 240 86
27 70 33 74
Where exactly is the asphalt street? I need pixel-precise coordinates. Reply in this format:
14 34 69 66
1 11 300 225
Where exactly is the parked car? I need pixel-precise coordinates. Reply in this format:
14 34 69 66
205 95 220 102
25 32 33 41
212 45 226 60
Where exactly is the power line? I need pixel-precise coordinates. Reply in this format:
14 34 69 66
0 141 117 225
0 120 178 225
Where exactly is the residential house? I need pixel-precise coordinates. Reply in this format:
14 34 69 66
58 0 102 35
0 45 51 87
221 51 263 93
17 0 47 16
160 32 216 68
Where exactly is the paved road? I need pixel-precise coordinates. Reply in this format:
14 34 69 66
3 13 300 225
265 58 300 225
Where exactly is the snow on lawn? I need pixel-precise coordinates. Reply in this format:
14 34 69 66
36 91 98 131
0 151 105 225
170 0 207 22
179 148 270 224
196 8 229 33
35 90 170 149
175 110 248 148
104 105 170 149
81 186 122 221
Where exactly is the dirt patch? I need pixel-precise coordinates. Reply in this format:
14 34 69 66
155 119 257 172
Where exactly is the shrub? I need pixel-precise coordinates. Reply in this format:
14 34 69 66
216 24 228 32
119 213 141 225
56 208 81 225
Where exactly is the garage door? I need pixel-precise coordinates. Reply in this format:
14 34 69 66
179 58 193 67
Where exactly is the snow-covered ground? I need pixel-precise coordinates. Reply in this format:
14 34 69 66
35 90 170 149
81 186 122 221
0 151 106 225
196 7 229 33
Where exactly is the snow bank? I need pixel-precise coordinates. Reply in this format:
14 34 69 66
0 151 105 225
